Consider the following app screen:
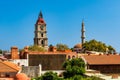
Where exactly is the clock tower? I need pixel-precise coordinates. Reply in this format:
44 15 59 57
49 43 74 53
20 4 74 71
34 11 48 49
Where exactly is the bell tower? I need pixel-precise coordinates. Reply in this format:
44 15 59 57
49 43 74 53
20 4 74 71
81 20 85 45
34 11 48 49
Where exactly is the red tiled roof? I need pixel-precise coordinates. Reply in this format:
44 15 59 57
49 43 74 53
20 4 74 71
0 56 7 60
0 60 20 72
28 51 76 55
36 18 45 24
83 55 120 65
0 78 13 80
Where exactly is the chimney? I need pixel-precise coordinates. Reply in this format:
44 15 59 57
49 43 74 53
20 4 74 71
113 53 117 55
107 53 110 56
24 46 29 52
48 46 57 52
11 46 19 59
99 53 102 56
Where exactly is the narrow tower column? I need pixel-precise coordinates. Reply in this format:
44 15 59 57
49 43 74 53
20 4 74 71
34 11 48 49
81 20 85 45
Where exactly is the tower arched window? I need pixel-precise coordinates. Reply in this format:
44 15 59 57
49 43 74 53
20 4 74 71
41 40 44 45
41 33 43 37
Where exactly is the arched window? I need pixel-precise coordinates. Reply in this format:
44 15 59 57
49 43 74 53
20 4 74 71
41 40 44 45
41 33 43 37
68 55 71 60
72 55 75 59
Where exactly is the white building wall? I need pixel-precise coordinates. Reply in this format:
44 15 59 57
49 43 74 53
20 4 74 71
9 59 28 66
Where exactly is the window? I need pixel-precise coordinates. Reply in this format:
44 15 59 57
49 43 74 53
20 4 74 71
68 56 71 59
41 40 44 45
41 33 43 37
72 56 75 59
6 73 10 77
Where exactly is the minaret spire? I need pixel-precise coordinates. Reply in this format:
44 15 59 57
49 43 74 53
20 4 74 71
81 20 85 45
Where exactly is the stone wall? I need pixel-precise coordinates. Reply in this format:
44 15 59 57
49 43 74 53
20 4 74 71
89 65 120 73
29 54 66 70
21 65 41 78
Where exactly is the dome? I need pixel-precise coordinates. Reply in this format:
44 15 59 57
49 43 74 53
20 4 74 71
16 73 29 80
74 43 82 48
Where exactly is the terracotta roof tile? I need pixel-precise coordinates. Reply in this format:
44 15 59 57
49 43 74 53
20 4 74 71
83 55 120 65
36 18 45 24
0 60 20 72
29 51 76 55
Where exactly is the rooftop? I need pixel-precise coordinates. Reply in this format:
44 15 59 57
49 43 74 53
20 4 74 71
0 60 20 72
82 54 120 65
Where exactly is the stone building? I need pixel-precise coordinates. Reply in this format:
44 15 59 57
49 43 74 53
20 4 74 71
34 11 48 50
28 51 77 70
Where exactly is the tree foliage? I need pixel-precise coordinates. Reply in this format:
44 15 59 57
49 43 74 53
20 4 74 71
65 75 104 80
56 44 69 51
0 49 2 54
28 45 46 52
32 73 103 80
63 58 85 78
83 39 115 53
32 71 63 80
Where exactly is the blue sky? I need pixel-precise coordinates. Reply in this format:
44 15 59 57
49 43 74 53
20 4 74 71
0 0 120 52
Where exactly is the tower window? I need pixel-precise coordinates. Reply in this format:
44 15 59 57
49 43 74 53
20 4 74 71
41 40 44 45
41 33 43 37
41 27 43 30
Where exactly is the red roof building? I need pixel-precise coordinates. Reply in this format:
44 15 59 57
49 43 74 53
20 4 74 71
81 54 120 73
0 60 21 79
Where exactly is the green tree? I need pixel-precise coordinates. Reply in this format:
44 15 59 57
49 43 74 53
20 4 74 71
83 39 115 53
63 58 85 78
28 45 46 52
32 71 64 80
0 49 2 54
56 44 69 51
107 45 115 54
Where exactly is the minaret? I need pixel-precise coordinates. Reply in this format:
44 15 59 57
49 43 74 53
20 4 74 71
34 11 48 49
81 20 85 45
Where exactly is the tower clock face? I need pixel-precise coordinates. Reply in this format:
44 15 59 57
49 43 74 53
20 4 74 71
40 25 44 30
